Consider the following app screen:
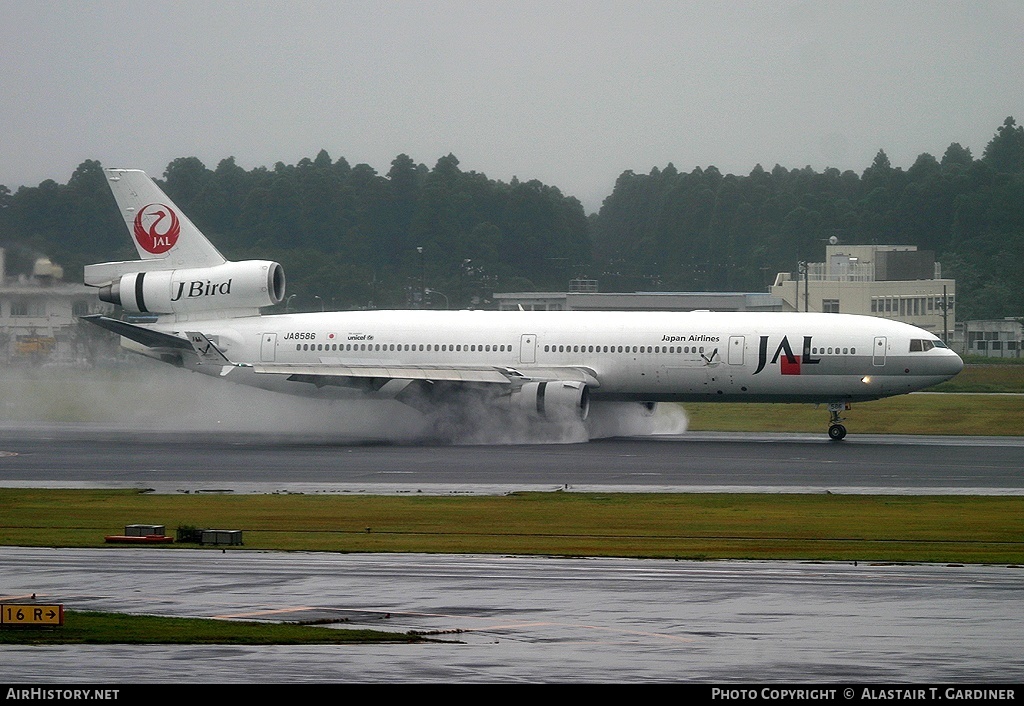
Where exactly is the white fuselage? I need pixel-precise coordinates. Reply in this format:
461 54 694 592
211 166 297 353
149 309 964 404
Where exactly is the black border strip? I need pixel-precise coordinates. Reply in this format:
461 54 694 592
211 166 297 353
135 272 148 313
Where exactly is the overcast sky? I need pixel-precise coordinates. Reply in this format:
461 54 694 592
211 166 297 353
1 0 1021 212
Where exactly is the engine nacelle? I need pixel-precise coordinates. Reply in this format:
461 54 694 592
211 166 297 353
99 260 285 315
509 381 590 421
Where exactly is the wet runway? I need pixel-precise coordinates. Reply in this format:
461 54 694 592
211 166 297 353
2 548 1023 683
1 424 1023 683
1 423 1023 495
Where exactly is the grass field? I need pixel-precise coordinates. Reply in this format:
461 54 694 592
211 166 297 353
3 488 1022 564
680 362 1024 434
928 361 1024 393
684 393 1024 434
0 610 425 645
676 362 1024 434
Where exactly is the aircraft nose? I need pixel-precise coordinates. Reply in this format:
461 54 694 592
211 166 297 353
945 351 965 378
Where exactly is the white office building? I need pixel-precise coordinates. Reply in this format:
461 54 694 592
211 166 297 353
770 245 956 340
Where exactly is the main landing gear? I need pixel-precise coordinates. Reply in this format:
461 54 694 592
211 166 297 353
827 402 849 441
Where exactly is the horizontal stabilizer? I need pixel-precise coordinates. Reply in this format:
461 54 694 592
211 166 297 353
80 315 192 351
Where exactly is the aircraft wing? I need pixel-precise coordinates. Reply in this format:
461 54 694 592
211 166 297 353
250 364 600 388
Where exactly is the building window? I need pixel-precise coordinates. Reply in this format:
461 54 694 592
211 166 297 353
822 299 839 313
9 299 45 317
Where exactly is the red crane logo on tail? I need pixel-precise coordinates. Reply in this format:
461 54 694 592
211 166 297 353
133 203 180 255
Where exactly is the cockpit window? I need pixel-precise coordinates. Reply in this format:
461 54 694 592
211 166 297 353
910 339 939 352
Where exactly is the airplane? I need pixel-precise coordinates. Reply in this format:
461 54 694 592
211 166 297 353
83 168 964 441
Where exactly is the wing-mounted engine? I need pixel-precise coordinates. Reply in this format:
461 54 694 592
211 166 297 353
509 381 590 421
97 260 285 316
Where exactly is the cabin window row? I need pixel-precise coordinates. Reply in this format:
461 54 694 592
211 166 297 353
543 344 708 354
296 343 513 352
297 342 866 356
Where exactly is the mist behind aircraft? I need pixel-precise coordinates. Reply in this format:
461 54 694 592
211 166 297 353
0 360 687 445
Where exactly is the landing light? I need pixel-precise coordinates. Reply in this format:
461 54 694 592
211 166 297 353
861 376 871 384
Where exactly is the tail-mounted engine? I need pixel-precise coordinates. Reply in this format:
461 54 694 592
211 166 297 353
509 381 590 421
98 260 285 315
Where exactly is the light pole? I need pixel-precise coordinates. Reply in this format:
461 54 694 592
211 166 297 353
941 285 949 344
797 261 809 312
313 295 324 312
804 263 810 313
416 247 425 309
461 259 471 305
285 294 296 313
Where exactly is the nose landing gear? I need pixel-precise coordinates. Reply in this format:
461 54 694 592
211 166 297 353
827 402 849 441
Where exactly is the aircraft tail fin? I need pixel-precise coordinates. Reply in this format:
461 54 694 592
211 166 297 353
104 168 225 270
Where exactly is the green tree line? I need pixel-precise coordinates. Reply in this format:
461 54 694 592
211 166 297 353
594 117 1024 320
0 152 590 310
1 117 1022 318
